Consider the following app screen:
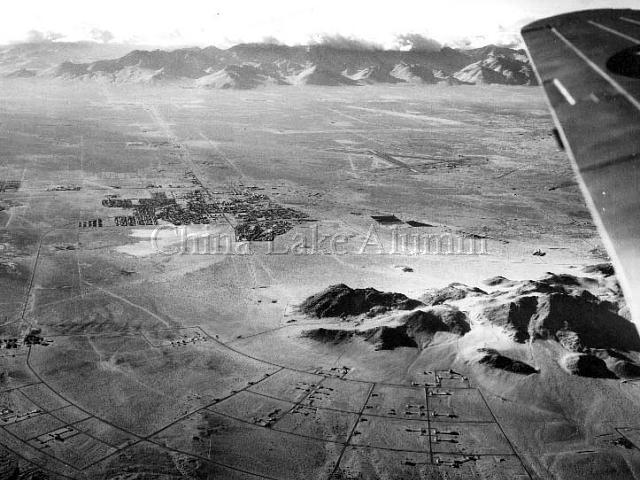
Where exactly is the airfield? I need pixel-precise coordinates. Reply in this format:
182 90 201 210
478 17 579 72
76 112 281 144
1 79 639 479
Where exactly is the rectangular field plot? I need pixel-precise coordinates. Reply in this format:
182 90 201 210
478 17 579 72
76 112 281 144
299 377 372 413
428 388 493 422
4 413 66 440
247 369 324 403
50 405 91 425
413 370 439 386
430 422 513 455
438 378 472 389
336 448 529 480
434 454 530 479
30 430 115 469
151 410 342 480
350 416 431 452
86 440 275 480
335 447 433 480
19 383 71 411
73 417 138 449
434 370 471 389
274 405 358 442
208 391 293 426
0 389 42 425
364 384 428 420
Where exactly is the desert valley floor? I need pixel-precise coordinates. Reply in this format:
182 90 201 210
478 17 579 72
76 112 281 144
1 80 640 479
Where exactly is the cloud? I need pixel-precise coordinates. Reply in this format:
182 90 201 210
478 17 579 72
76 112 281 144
309 34 383 51
261 36 283 45
492 26 524 49
447 33 523 50
495 35 523 49
25 30 64 43
452 37 474 49
89 28 115 43
395 33 442 52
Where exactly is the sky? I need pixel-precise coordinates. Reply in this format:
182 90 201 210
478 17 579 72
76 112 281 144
2 0 639 48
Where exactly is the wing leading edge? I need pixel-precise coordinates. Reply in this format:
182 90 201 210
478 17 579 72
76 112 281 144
522 9 640 326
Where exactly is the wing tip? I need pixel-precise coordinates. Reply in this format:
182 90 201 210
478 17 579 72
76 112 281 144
521 8 638 36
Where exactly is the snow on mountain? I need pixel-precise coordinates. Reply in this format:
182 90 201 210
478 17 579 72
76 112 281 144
196 64 287 89
290 64 358 86
453 53 536 85
0 41 535 88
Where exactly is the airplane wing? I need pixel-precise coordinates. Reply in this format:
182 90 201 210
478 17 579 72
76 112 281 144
522 9 640 325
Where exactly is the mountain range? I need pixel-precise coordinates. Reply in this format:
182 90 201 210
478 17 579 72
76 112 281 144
0 41 145 75
1 41 537 88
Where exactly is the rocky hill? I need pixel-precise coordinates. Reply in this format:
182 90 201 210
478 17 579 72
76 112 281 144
300 264 640 379
3 41 537 88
